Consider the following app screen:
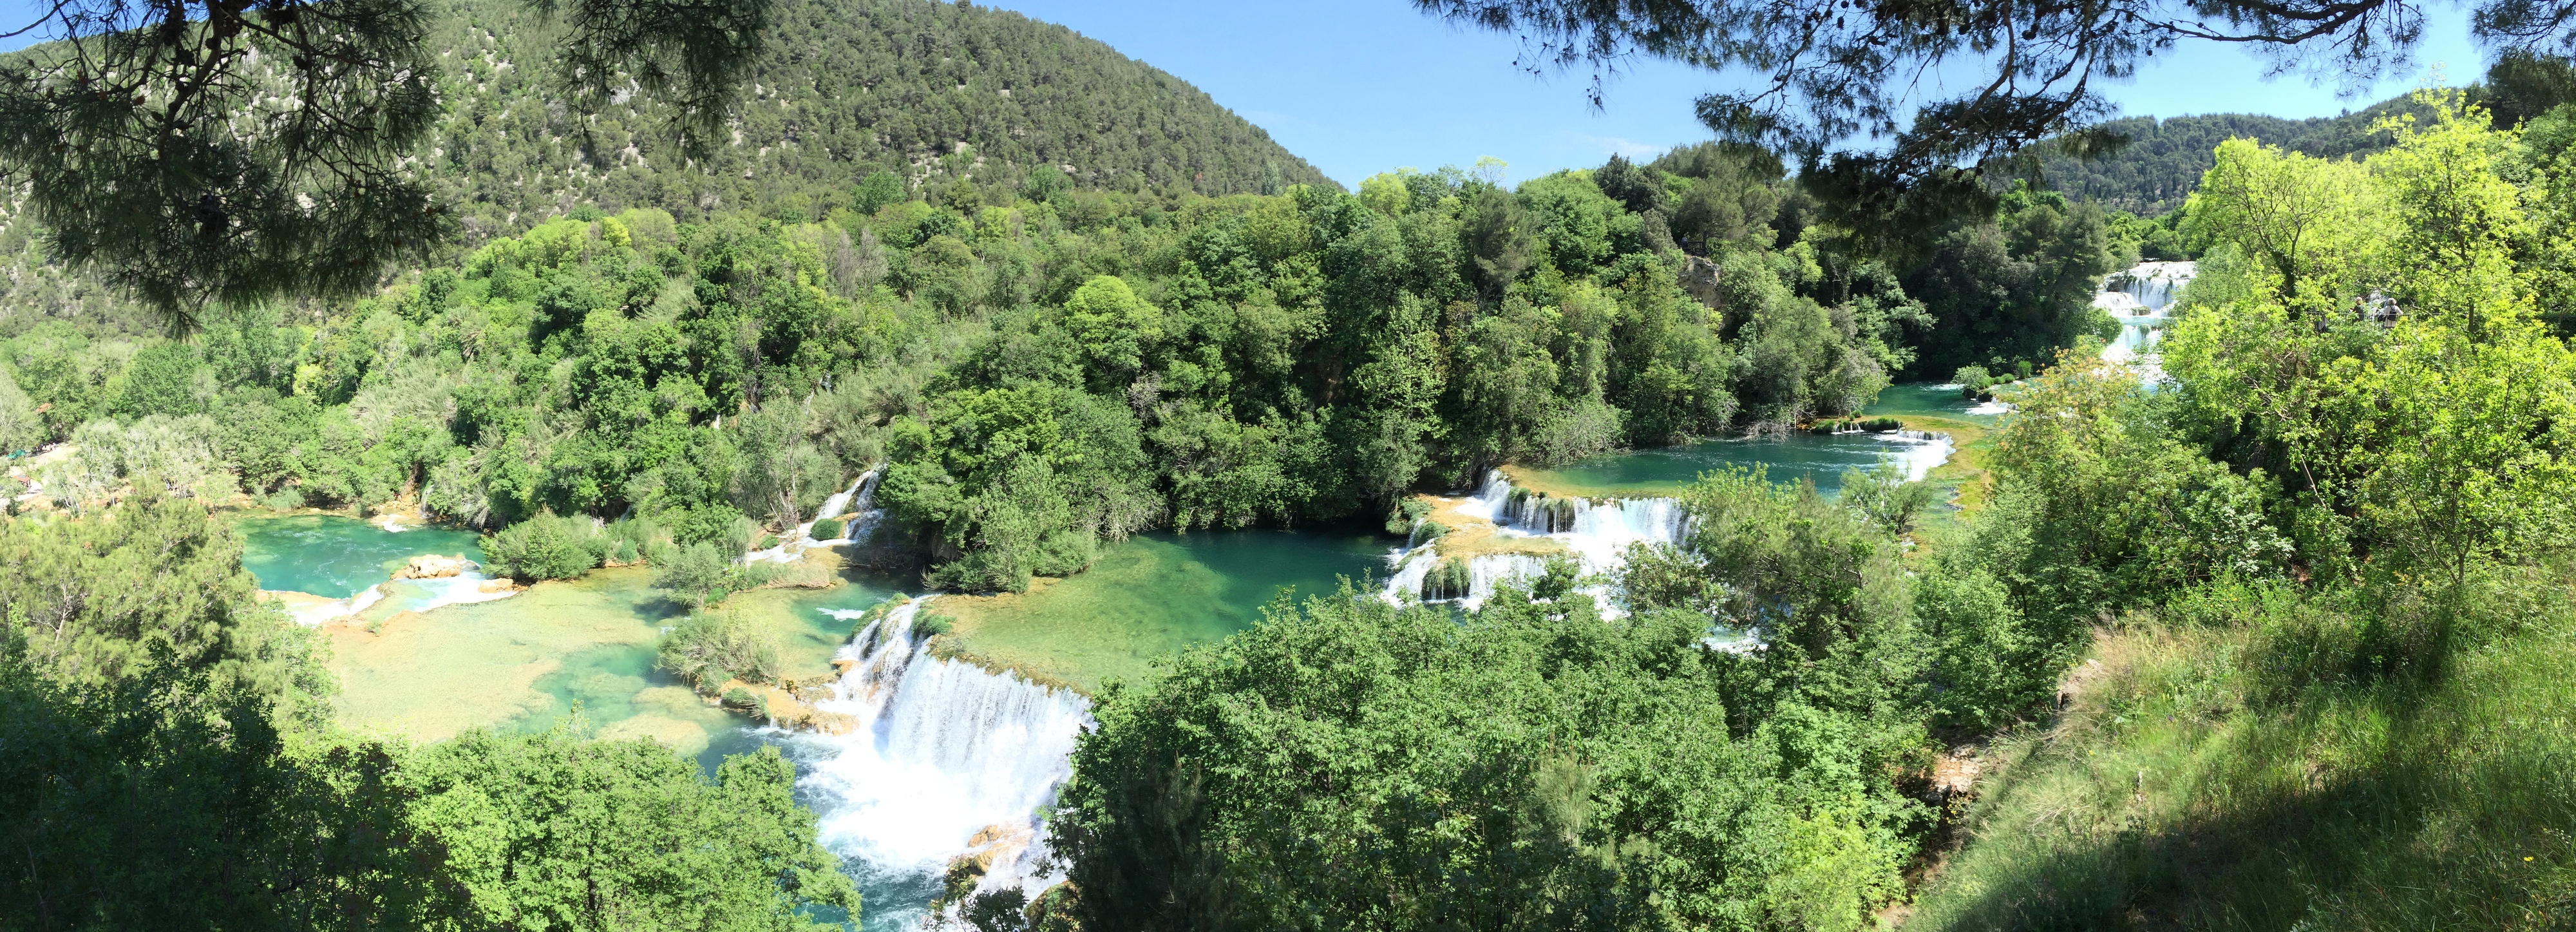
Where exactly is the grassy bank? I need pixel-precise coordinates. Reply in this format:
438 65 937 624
1907 582 2576 929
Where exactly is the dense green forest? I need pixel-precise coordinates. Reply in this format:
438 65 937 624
1031 91 2576 930
2034 53 2576 216
0 0 1332 336
0 139 2139 593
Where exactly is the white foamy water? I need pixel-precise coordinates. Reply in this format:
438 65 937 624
777 598 1091 926
2094 261 2195 383
1380 470 1694 612
749 468 884 564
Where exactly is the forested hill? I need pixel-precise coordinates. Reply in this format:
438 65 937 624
424 0 1336 232
2035 95 2423 215
0 0 1335 332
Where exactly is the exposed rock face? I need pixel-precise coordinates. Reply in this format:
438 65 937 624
395 554 478 580
476 577 524 593
1678 254 1725 323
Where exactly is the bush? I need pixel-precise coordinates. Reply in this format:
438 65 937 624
480 512 601 582
1953 365 1994 398
810 517 844 540
650 541 775 608
1420 556 1473 601
658 613 780 693
719 687 767 718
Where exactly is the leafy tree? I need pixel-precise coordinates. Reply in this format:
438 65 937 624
0 0 777 328
2181 138 2385 312
1054 582 1920 932
0 490 317 699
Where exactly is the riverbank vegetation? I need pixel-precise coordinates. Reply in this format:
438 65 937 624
2 131 2136 594
0 490 860 928
1030 91 2576 931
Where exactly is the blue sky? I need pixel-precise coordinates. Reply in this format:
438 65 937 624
994 0 2485 187
0 1 2490 187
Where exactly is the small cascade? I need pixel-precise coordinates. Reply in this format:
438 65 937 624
748 467 884 564
780 599 1091 927
1383 471 1694 611
2093 262 2196 382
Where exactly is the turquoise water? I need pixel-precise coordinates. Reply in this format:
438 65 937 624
236 515 483 596
941 528 1394 690
1864 382 2001 426
1515 432 1947 498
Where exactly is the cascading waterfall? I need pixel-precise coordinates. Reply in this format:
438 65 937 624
1387 446 1949 611
1381 470 1691 611
776 599 1091 927
749 467 884 563
2093 261 2196 381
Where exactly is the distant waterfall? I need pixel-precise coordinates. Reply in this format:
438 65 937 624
2093 262 2197 379
749 466 885 563
777 599 1090 926
1381 471 1690 611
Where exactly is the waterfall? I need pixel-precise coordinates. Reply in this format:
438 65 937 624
2094 262 2196 382
1381 471 1692 611
777 599 1091 926
748 466 884 564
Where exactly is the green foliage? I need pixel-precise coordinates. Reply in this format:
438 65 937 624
0 500 856 931
910 613 955 638
1625 466 1924 728
1909 87 2576 924
0 634 437 929
480 511 606 582
1054 584 1922 931
406 728 858 929
1840 458 1935 537
657 611 781 691
0 491 321 707
1419 555 1473 601
1899 185 2128 376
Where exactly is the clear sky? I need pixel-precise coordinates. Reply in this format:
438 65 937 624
992 0 2487 187
0 1 2492 187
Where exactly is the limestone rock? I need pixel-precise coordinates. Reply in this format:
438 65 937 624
395 553 478 580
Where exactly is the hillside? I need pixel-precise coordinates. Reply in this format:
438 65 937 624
0 0 1336 334
2036 95 2425 215
421 0 1336 233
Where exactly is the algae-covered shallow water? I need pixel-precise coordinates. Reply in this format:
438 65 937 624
232 514 907 761
940 528 1393 691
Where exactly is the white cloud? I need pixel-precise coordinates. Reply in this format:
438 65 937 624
1575 133 1662 158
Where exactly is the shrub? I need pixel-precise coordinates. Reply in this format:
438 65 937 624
810 517 844 540
480 511 601 582
658 613 780 692
719 687 767 717
1421 556 1473 601
1953 365 1994 398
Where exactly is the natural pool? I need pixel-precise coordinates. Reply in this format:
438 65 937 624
937 528 1394 691
234 515 905 765
236 514 483 598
